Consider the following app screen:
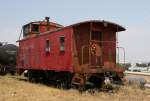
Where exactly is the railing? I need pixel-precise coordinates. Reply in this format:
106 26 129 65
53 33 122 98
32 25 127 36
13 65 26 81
117 46 126 65
81 41 126 68
81 45 89 65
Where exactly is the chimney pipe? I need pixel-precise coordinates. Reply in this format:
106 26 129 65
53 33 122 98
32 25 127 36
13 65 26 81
45 17 50 31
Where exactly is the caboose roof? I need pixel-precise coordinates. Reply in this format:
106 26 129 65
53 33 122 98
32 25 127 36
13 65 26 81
18 20 125 42
42 20 125 34
70 20 126 31
24 21 64 28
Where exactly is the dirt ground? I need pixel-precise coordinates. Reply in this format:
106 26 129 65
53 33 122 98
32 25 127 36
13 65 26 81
0 75 150 101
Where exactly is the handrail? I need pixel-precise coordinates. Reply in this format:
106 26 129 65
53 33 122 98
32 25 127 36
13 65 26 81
117 46 125 65
81 45 89 64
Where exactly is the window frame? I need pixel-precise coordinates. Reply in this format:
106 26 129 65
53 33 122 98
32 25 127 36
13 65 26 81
23 24 30 37
91 31 102 41
59 36 65 52
45 39 51 53
31 23 40 33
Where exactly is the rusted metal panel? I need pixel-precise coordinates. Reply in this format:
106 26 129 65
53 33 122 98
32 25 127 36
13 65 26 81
72 21 123 74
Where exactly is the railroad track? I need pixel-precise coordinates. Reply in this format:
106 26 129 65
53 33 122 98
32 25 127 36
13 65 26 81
125 71 150 76
124 71 150 83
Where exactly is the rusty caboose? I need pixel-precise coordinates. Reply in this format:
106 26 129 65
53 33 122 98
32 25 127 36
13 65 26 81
17 17 125 88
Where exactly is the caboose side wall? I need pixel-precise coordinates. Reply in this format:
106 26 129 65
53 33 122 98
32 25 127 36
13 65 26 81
91 23 117 66
92 23 117 67
72 22 117 73
72 23 90 72
17 28 73 72
102 30 116 66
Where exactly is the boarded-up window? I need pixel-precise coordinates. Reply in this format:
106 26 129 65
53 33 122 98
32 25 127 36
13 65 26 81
59 36 65 51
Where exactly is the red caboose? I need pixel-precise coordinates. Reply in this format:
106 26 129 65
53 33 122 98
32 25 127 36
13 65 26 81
17 17 125 88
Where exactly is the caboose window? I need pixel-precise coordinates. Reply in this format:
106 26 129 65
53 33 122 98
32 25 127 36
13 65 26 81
23 25 29 37
45 40 51 52
91 31 102 41
32 24 39 32
59 36 65 51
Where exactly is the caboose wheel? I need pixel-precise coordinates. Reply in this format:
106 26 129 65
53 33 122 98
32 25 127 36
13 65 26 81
0 66 7 75
27 70 36 82
55 72 72 89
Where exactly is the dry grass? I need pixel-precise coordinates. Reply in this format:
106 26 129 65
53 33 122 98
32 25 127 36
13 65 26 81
0 75 150 101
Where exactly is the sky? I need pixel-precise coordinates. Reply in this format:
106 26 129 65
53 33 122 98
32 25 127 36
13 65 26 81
0 0 150 63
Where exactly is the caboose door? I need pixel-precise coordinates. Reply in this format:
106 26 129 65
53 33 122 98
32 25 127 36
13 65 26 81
89 31 103 68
